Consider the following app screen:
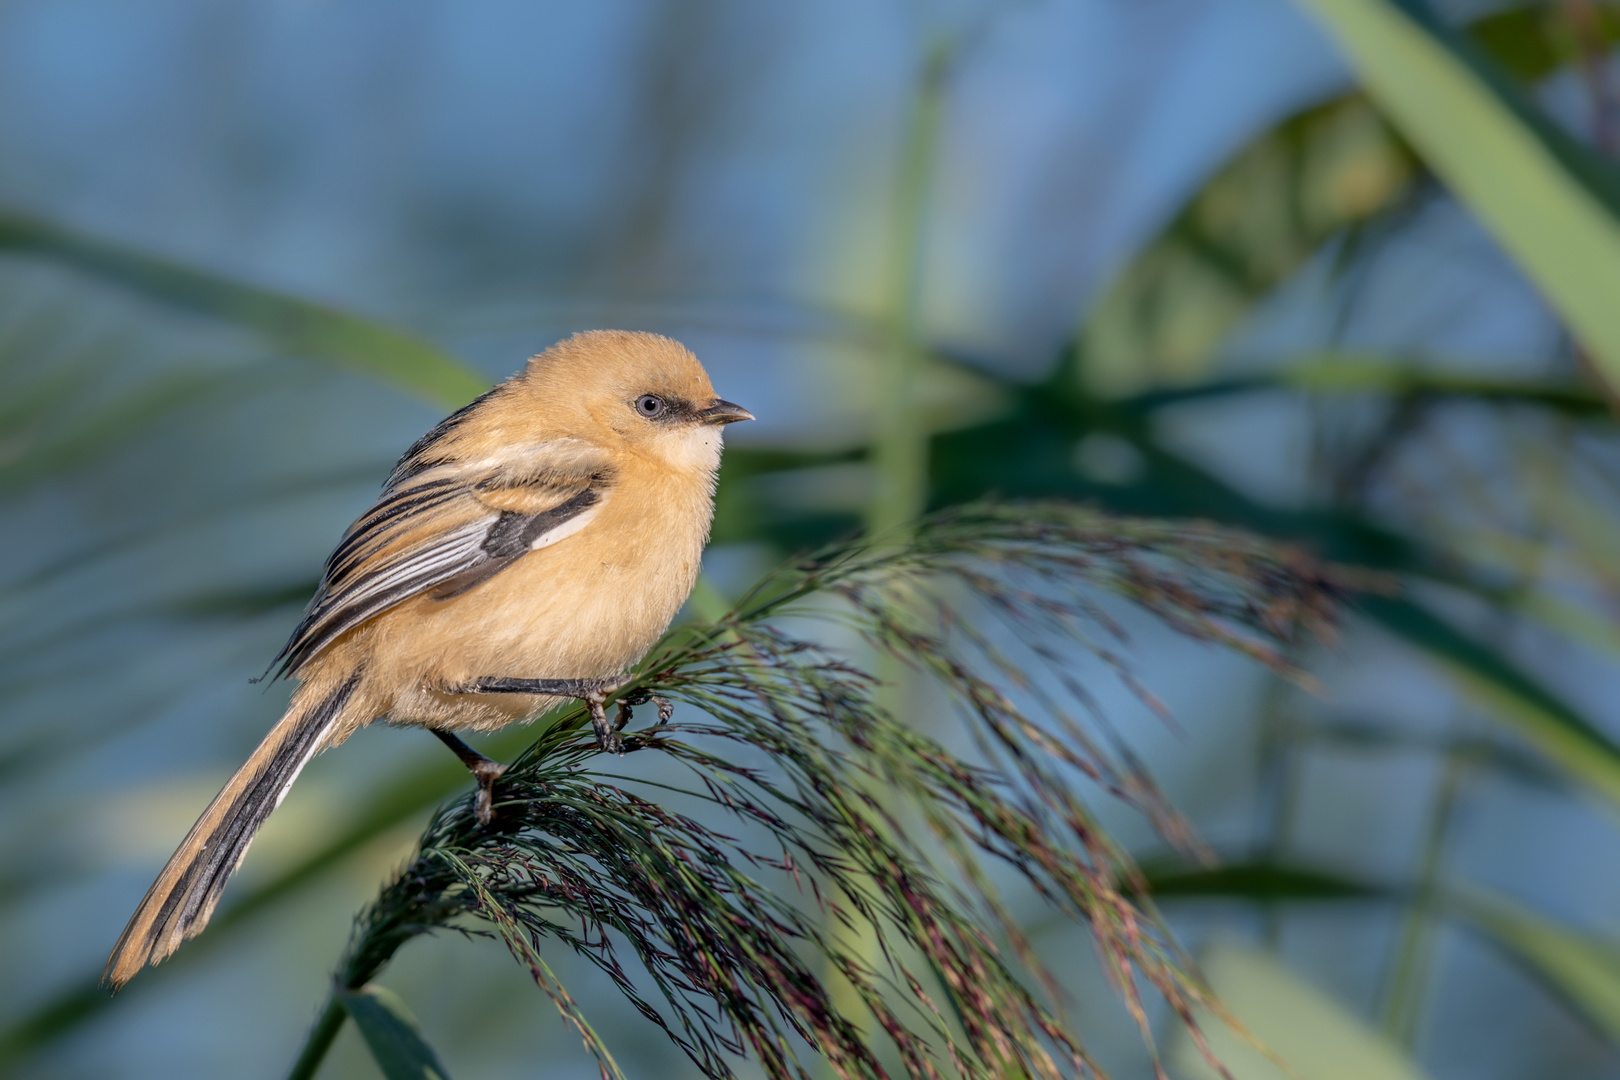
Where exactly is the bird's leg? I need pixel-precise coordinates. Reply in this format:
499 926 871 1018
431 729 507 825
456 676 633 753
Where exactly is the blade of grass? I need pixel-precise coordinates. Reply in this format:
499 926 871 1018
1170 943 1436 1080
1378 719 1473 1045
831 37 954 1070
339 984 452 1080
1292 0 1620 394
1364 595 1620 807
1080 1 1620 397
1305 720 1566 789
1121 355 1613 417
286 998 349 1080
1515 591 1620 663
0 210 488 408
1081 94 1416 395
1140 861 1387 902
1450 887 1620 1043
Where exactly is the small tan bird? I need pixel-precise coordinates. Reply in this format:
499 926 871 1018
104 330 751 989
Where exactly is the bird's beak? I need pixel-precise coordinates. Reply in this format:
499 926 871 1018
699 399 754 425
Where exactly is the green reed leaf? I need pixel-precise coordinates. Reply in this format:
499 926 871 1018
1172 943 1435 1080
1293 0 1620 395
1365 595 1620 808
1143 861 1387 902
341 985 452 1080
0 210 488 408
1120 355 1613 418
1451 888 1620 1043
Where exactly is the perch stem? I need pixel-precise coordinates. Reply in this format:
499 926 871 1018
285 994 346 1080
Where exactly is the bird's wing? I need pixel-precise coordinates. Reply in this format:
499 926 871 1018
270 438 614 679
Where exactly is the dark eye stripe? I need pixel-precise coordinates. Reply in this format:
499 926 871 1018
631 394 697 422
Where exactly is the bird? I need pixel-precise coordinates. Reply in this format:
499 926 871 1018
103 329 752 990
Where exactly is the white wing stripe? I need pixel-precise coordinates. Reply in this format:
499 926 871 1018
530 501 603 550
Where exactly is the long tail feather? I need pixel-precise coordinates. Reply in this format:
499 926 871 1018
103 673 360 989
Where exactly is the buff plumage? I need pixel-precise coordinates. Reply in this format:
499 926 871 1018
104 330 751 988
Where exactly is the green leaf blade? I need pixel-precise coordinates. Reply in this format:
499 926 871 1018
0 210 489 409
1143 861 1386 902
1451 889 1620 1043
340 984 452 1080
1364 595 1620 807
1172 943 1435 1080
1293 0 1620 394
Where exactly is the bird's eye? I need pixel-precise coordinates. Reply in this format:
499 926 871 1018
633 394 667 418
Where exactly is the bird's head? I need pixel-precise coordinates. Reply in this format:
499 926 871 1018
518 330 753 474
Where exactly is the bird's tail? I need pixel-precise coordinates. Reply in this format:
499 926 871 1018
103 673 360 989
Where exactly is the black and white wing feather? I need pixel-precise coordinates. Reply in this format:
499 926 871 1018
269 436 613 679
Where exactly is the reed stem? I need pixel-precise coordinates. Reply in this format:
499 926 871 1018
285 995 346 1080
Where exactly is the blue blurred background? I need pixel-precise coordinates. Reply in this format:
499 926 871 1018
3 1 1617 1078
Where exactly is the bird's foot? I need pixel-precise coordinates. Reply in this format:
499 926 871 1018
470 757 507 826
455 675 638 754
614 691 674 732
579 679 629 754
431 728 509 825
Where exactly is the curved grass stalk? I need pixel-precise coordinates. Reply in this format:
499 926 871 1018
287 502 1355 1080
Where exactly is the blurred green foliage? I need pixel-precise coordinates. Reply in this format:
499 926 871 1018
6 2 1620 1078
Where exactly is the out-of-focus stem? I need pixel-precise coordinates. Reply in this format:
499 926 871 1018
864 42 949 537
1379 732 1473 1046
1252 652 1306 947
823 40 952 1069
1379 414 1566 1044
285 995 347 1080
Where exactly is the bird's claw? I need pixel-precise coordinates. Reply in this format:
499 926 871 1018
450 673 659 754
470 758 507 826
611 691 673 738
581 683 626 755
